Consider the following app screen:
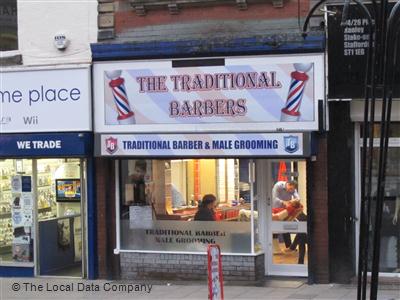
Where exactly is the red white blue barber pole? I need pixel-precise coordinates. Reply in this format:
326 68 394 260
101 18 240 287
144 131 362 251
207 244 224 300
280 63 313 122
105 70 136 124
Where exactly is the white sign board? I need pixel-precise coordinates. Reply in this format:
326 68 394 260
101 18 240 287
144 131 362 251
93 54 324 133
0 67 91 133
129 205 153 229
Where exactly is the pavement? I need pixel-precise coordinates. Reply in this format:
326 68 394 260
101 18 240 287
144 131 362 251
0 277 399 300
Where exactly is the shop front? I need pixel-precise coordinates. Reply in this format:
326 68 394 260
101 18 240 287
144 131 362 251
0 66 96 278
351 102 400 277
93 53 325 282
325 7 400 282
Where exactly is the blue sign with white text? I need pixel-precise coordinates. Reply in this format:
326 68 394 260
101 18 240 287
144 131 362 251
98 133 308 157
0 133 92 157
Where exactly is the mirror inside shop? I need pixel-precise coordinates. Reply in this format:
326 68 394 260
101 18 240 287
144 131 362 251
121 159 254 222
0 159 82 276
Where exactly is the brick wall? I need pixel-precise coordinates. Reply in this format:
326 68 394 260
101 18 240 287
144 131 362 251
120 252 265 283
98 0 313 41
308 135 330 283
98 0 115 40
96 158 107 278
114 1 310 32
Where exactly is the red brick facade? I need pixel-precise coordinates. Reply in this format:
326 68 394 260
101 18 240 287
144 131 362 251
96 158 119 279
114 1 310 34
309 135 330 283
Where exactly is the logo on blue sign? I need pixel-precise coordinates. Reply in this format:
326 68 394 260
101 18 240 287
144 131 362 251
105 137 118 154
284 135 299 153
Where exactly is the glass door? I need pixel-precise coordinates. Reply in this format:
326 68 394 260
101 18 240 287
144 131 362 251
0 158 86 276
264 160 308 276
36 158 83 277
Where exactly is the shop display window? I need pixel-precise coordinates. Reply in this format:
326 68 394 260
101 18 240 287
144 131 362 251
359 122 400 274
0 159 33 264
367 148 400 273
36 159 81 220
0 158 83 273
119 159 256 253
360 123 400 138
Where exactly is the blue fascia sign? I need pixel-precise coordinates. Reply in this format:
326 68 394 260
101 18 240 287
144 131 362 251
0 132 93 157
97 132 311 157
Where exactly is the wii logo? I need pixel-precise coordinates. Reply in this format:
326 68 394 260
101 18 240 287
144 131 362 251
23 116 38 125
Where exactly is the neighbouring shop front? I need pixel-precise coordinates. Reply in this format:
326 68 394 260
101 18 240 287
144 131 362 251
351 103 400 276
0 66 96 278
326 4 400 282
92 53 326 282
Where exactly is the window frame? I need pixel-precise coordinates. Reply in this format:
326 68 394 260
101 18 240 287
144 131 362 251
114 158 259 256
0 0 18 52
354 122 400 277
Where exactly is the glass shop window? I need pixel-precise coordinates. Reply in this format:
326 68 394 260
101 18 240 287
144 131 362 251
119 159 255 253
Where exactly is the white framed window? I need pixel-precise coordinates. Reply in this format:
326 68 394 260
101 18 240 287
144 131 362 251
355 122 400 276
114 158 258 255
0 0 18 51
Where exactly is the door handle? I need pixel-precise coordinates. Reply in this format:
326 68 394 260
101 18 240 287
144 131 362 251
349 216 358 222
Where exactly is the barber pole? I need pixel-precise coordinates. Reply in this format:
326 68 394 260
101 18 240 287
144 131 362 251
105 70 136 124
208 244 224 300
280 63 313 122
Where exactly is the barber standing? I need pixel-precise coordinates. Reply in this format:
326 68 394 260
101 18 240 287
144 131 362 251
272 180 307 264
272 180 301 249
272 180 300 209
